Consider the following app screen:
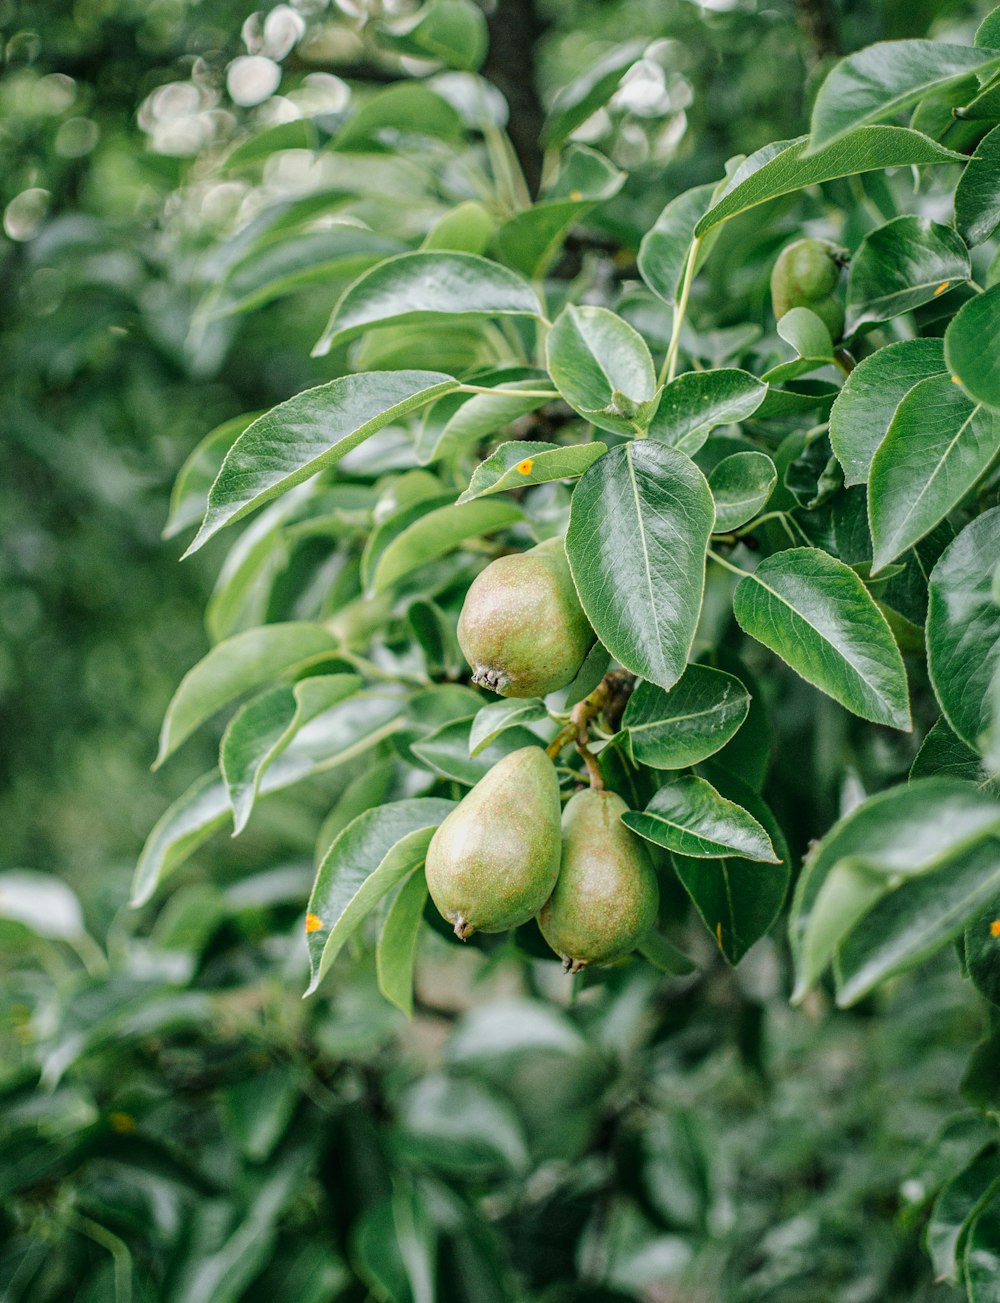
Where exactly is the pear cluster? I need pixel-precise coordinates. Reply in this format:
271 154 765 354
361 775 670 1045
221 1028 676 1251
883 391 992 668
770 236 846 340
424 747 658 970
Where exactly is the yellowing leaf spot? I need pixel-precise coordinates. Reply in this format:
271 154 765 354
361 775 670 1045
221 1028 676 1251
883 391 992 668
990 919 1000 938
516 458 535 475
569 190 583 201
305 912 324 933
715 921 723 948
933 280 951 296
109 1112 135 1134
952 375 962 384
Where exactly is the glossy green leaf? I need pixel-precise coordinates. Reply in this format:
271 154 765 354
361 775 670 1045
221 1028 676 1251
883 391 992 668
637 930 699 975
808 41 1000 151
376 870 428 1018
566 442 715 692
223 117 321 170
546 305 658 435
375 0 488 70
966 1196 1000 1302
412 718 541 785
789 778 1000 999
204 491 304 643
468 698 548 756
945 284 1000 410
956 124 1000 246
624 775 777 861
648 368 766 456
638 183 716 305
220 674 361 834
671 767 789 964
845 216 970 334
775 306 835 363
709 451 777 531
829 338 946 485
979 7 1000 47
542 40 646 147
313 252 542 356
305 798 455 995
621 664 750 769
186 372 458 553
362 488 454 591
927 508 1000 750
911 716 1000 796
694 127 963 236
156 622 340 766
164 411 261 540
927 1147 1000 1283
869 374 1000 572
370 497 522 594
422 200 495 254
457 440 606 503
731 548 911 729
136 691 407 905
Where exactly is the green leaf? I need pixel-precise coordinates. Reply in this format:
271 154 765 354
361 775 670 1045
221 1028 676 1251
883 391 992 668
694 127 964 237
775 306 834 363
220 674 362 834
869 374 1000 572
829 338 946 485
966 899 1000 1007
468 698 548 756
966 1197 1000 1302
624 775 777 861
457 440 607 502
204 492 302 643
156 622 340 766
956 124 1000 246
136 691 407 905
376 870 428 1018
671 767 789 964
845 216 970 334
411 718 541 785
375 0 488 70
647 368 766 455
313 252 542 356
621 664 750 770
416 369 553 464
911 717 1000 797
164 411 261 540
731 548 912 730
545 305 658 435
335 83 463 149
0 870 84 940
542 40 646 147
928 508 1000 750
927 1147 1000 1283
835 827 1000 1006
370 497 523 594
945 283 1000 410
495 145 625 277
566 442 715 692
638 183 716 305
709 451 777 531
199 226 404 320
361 490 455 592
808 40 1000 151
422 200 495 254
222 117 321 170
305 798 455 995
979 7 1000 48
185 372 458 554
637 930 698 975
789 778 1000 1000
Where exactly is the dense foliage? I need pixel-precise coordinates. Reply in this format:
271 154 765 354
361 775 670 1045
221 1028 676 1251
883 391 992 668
5 1 1000 1300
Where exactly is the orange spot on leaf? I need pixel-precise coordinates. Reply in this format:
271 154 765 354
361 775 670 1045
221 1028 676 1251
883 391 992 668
716 921 723 948
569 190 583 201
933 280 951 296
305 912 324 933
109 1112 135 1134
952 375 962 384
990 919 1000 938
516 458 535 475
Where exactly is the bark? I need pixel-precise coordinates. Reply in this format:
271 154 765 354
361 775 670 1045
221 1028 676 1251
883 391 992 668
482 0 548 194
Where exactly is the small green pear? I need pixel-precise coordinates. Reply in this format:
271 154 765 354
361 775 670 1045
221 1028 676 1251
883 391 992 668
770 237 846 340
539 788 658 973
425 747 562 939
457 537 593 698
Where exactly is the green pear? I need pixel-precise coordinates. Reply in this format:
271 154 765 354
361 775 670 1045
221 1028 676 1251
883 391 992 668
539 788 658 972
425 746 562 939
770 237 846 340
457 537 593 698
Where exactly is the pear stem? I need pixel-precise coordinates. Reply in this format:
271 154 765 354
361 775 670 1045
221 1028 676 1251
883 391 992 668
545 671 636 789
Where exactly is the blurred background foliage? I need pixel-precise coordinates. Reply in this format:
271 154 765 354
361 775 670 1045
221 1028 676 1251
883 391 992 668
0 0 992 1299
